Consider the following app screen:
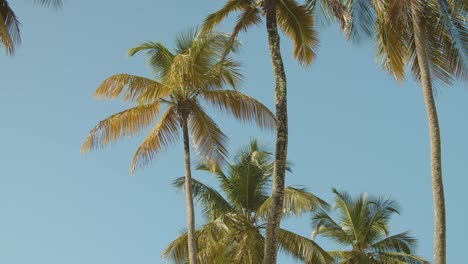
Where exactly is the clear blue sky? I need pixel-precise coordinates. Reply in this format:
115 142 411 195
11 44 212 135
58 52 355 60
0 0 466 263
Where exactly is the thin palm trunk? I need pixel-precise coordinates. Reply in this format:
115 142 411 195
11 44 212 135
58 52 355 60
263 0 288 263
412 8 446 264
181 116 198 264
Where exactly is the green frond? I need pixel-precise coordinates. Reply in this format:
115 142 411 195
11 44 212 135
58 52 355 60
130 106 180 174
376 251 430 264
34 0 62 8
279 228 333 264
202 0 254 33
0 1 20 54
81 102 161 153
307 0 351 35
94 74 172 104
311 209 353 245
188 101 229 165
205 58 243 90
277 0 318 65
172 176 233 220
258 187 328 219
128 41 175 81
228 221 265 264
370 231 418 255
163 231 190 264
201 90 277 130
344 0 376 41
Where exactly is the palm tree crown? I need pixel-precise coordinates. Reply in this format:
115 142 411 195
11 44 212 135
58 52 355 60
81 28 275 172
312 189 429 264
164 140 333 264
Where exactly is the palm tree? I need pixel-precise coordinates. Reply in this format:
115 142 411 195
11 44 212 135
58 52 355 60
0 0 62 54
81 29 276 264
345 1 466 263
164 140 333 264
202 1 350 262
312 189 429 264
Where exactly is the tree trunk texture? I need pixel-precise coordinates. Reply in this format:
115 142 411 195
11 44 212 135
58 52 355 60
412 8 446 264
181 117 198 264
263 0 288 263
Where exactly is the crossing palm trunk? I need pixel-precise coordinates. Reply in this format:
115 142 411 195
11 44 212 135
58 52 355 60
263 0 288 263
412 8 446 264
181 116 198 264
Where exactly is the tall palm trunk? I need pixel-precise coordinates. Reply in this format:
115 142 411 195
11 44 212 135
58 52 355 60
181 116 198 264
412 8 446 264
263 0 288 263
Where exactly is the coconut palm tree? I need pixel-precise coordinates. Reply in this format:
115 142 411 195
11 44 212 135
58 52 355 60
202 1 350 262
344 1 466 263
81 29 276 264
312 189 429 264
164 140 333 264
0 0 62 54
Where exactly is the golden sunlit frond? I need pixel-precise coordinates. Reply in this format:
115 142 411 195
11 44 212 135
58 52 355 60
130 106 180 174
0 1 20 55
95 74 172 104
202 0 252 33
202 90 277 130
81 102 161 153
189 101 229 165
321 0 351 34
374 1 411 80
277 0 318 66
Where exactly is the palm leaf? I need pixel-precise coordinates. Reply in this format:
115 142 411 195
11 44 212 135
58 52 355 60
311 209 353 245
202 0 255 33
81 102 161 153
128 41 175 81
0 1 20 54
277 0 318 65
34 0 62 8
130 106 180 173
370 231 417 255
279 228 333 264
188 101 229 165
376 251 430 264
257 187 328 219
95 74 172 104
202 90 276 130
172 176 233 220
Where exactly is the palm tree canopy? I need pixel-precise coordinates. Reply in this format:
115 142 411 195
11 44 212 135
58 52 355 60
164 140 332 263
312 189 429 264
345 0 467 85
82 29 276 174
0 0 62 54
202 0 350 66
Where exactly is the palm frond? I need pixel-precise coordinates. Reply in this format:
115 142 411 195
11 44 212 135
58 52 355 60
375 251 430 264
81 102 161 153
128 41 175 81
34 0 62 8
94 74 172 104
311 209 353 245
307 0 351 34
202 0 254 33
202 90 276 130
130 106 180 173
370 231 417 255
344 0 376 41
277 0 318 65
279 228 333 264
205 58 243 90
258 187 328 219
188 101 229 165
172 176 233 220
0 1 20 54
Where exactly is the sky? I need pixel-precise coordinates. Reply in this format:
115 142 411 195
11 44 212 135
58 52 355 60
0 0 467 263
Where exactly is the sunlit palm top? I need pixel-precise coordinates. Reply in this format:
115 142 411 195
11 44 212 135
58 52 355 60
81 29 276 174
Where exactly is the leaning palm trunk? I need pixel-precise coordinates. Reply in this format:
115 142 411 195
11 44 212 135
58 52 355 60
263 0 288 263
412 8 446 264
181 115 198 264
